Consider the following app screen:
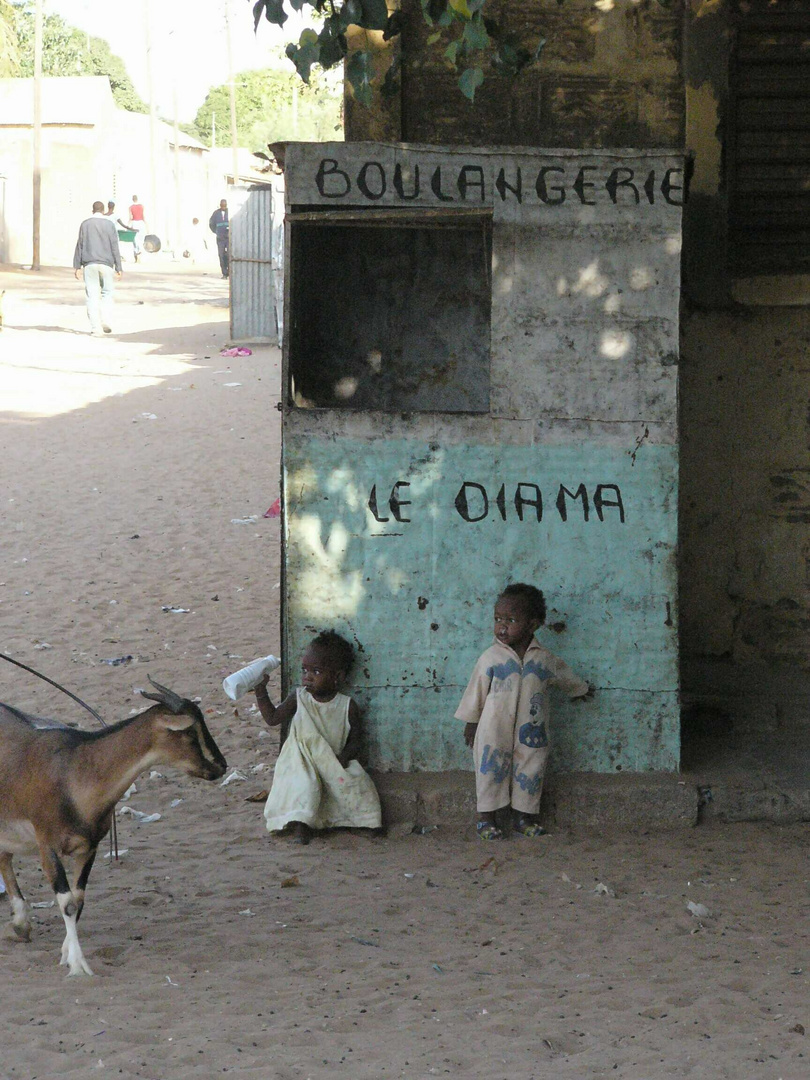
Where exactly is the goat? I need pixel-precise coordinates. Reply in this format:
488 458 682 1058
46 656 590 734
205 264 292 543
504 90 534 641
0 677 226 975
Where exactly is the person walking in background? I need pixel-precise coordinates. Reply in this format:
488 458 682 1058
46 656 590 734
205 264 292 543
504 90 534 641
209 199 229 279
128 194 146 262
73 200 122 336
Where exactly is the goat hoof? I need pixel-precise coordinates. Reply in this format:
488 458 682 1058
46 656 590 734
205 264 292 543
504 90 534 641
12 923 32 942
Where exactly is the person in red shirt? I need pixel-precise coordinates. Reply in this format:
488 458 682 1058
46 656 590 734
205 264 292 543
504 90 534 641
128 195 146 262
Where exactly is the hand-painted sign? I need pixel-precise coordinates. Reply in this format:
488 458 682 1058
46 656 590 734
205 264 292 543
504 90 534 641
315 158 685 207
367 481 626 524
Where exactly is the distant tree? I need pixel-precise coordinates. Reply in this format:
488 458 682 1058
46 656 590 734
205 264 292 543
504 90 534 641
0 0 19 76
192 66 342 149
13 3 148 113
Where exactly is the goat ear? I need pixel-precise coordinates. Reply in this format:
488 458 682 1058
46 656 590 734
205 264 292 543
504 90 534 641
158 712 196 732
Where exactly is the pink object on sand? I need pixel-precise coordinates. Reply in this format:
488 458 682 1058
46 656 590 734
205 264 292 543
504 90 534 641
264 498 281 519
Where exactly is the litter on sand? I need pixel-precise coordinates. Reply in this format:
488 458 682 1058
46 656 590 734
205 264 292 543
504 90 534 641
31 901 55 909
118 807 161 824
349 935 380 947
245 789 270 802
220 347 252 357
264 498 281 518
687 900 710 919
231 516 259 525
161 606 190 614
103 849 128 858
220 769 248 786
101 655 133 666
594 883 616 897
239 909 256 917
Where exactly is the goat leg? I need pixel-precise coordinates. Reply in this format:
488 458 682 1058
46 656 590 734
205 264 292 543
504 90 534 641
37 841 93 976
0 852 31 941
70 847 97 924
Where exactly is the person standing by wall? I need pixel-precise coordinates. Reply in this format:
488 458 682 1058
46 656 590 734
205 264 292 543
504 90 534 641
209 199 229 279
73 200 122 336
128 194 146 263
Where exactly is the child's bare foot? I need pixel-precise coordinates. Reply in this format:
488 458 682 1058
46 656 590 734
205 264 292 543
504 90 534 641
290 821 311 845
512 810 547 837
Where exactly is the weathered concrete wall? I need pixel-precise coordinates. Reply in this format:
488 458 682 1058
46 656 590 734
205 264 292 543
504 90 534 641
346 1 684 149
680 305 810 724
282 142 682 774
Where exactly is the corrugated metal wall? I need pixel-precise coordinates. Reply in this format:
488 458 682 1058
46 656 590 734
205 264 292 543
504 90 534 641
230 180 284 343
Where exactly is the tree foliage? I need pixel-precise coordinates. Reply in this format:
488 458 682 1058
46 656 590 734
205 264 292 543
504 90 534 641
13 3 148 113
251 0 544 106
0 0 20 75
192 65 342 149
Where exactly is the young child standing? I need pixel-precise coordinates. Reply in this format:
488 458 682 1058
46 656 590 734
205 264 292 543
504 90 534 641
254 630 382 845
455 583 591 840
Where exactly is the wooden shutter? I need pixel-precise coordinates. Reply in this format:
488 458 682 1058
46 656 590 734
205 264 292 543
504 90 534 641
729 0 810 273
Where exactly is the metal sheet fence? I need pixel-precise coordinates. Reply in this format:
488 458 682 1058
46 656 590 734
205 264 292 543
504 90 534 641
230 179 284 344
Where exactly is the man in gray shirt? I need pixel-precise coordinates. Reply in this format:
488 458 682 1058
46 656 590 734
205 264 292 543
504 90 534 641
73 201 122 335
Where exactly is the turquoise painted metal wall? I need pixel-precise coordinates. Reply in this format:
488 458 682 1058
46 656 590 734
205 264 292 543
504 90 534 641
284 437 679 772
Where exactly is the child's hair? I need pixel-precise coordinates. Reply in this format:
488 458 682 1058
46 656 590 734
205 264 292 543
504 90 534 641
498 583 547 625
310 629 355 674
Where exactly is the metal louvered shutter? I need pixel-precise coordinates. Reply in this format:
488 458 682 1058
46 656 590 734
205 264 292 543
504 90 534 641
729 1 810 273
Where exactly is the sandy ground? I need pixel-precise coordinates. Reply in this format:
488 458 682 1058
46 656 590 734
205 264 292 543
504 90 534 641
0 264 808 1080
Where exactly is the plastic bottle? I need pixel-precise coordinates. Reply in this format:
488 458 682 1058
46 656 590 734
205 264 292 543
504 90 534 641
222 654 281 701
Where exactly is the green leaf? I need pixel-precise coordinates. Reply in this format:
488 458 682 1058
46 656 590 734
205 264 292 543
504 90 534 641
257 0 288 27
444 40 461 67
448 0 472 17
286 32 321 83
426 31 442 45
462 14 489 53
342 0 363 28
357 0 390 31
347 48 374 107
423 0 448 24
318 22 347 68
458 65 483 101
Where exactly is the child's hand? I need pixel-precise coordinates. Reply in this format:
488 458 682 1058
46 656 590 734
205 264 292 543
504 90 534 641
255 674 271 695
464 722 477 748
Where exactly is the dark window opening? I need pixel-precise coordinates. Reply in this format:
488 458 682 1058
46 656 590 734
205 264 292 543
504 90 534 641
288 210 492 412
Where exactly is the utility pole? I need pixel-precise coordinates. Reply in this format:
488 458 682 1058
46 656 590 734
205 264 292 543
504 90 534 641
145 0 158 239
173 81 181 256
31 0 43 270
224 1 239 187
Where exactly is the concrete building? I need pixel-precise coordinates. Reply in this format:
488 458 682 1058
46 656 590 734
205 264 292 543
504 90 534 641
282 140 683 800
321 0 809 823
0 76 212 266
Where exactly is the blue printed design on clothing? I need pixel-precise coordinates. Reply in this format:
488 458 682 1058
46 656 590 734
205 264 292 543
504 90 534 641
479 744 513 784
523 659 554 681
485 659 521 682
529 692 544 718
518 719 548 748
512 764 543 796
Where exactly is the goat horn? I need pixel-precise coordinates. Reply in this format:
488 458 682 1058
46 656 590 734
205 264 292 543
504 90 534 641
140 676 187 715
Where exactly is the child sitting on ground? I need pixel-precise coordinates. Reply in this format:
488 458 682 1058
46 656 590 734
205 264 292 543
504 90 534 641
254 630 382 845
455 583 592 841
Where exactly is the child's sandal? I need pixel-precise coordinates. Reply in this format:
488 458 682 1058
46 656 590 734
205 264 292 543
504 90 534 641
476 820 504 841
513 817 547 837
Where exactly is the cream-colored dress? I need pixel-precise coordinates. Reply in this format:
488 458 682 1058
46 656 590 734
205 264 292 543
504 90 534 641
264 689 382 833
